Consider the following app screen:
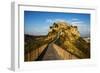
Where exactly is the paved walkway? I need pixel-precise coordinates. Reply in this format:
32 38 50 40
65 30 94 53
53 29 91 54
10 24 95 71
42 43 61 60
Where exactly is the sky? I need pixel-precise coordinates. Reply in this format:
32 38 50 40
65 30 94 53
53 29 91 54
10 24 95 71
24 11 90 37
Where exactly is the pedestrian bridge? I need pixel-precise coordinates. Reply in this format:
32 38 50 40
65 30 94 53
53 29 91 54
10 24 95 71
24 32 78 61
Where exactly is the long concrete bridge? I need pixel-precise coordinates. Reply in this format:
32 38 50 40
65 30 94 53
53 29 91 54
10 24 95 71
25 31 78 61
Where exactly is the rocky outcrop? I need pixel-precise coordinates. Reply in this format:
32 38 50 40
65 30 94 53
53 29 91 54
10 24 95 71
47 21 90 58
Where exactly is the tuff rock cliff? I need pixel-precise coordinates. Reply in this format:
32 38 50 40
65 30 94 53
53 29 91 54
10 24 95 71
47 21 90 58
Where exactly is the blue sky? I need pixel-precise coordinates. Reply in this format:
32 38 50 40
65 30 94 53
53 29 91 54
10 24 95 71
24 11 90 37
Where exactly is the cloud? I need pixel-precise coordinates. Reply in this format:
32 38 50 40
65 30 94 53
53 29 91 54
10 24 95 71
71 18 79 21
70 18 84 25
54 19 66 22
71 21 84 24
71 22 90 37
69 18 90 37
46 19 53 23
46 18 69 24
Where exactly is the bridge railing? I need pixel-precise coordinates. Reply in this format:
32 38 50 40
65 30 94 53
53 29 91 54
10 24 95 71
24 44 48 61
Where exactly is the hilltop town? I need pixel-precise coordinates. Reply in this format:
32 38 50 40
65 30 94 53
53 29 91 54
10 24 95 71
24 21 90 61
